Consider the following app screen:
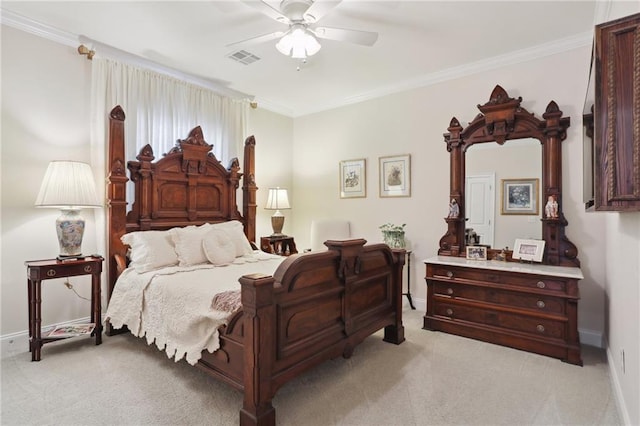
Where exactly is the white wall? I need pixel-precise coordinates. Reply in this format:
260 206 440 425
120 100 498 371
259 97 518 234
0 26 293 336
598 5 640 426
290 47 607 339
1 25 97 336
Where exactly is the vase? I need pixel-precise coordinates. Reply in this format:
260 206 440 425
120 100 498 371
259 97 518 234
382 230 405 249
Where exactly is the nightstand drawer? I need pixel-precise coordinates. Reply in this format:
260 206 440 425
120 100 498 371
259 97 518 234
28 262 102 280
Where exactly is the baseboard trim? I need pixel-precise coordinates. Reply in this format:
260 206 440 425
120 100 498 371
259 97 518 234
606 346 632 425
1 316 93 359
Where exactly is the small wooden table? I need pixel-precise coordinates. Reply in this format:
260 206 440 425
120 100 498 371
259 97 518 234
260 235 298 256
25 256 104 361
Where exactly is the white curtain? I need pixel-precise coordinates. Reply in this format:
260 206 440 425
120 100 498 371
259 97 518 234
89 57 249 267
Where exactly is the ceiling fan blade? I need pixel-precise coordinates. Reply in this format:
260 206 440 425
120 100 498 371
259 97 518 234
226 31 286 49
241 0 290 24
303 0 342 23
313 27 378 46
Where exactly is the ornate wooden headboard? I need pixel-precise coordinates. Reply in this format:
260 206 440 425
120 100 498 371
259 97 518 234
106 105 257 296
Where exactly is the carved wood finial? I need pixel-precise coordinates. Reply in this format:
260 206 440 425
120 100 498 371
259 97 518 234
245 135 256 147
110 105 125 121
136 144 155 162
180 126 212 148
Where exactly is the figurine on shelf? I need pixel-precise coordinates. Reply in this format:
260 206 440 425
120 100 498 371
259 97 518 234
448 199 460 218
545 195 559 219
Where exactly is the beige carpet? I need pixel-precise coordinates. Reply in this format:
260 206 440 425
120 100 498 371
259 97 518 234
1 310 620 425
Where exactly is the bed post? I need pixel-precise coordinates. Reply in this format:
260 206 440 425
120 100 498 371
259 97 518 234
238 272 276 426
106 106 128 307
242 135 257 244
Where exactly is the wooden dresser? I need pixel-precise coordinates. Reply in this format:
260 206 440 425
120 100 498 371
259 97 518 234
424 256 583 365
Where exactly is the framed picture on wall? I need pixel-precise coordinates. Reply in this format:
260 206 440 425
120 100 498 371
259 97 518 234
501 178 539 215
339 158 366 198
379 154 411 197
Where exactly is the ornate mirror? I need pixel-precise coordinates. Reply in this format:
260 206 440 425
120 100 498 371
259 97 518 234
438 85 579 267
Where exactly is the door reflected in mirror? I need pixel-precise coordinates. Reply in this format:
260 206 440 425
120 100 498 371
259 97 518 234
465 138 542 249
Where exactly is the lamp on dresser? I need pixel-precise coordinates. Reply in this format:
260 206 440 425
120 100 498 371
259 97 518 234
265 187 291 236
35 161 101 259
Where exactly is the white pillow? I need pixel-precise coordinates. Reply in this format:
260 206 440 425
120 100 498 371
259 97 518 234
209 221 254 257
170 225 210 266
202 228 236 266
121 230 178 273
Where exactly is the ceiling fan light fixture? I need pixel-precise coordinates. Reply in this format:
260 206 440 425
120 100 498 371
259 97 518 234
276 27 321 59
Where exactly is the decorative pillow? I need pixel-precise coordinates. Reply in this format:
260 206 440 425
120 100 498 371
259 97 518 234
202 228 236 266
209 221 254 257
121 230 178 273
170 225 210 266
211 290 242 313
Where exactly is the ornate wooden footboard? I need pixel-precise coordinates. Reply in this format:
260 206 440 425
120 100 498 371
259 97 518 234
198 239 405 425
106 106 405 426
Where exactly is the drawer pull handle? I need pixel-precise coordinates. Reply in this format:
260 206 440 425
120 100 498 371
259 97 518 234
536 281 546 289
84 265 92 273
446 271 453 278
446 308 453 316
536 324 545 333
46 269 56 277
536 300 546 309
447 288 454 295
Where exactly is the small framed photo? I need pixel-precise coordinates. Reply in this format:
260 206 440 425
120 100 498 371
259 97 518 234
501 178 539 215
512 238 546 262
379 154 411 197
466 246 487 260
339 158 366 198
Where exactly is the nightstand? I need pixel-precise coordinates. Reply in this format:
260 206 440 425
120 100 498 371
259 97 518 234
25 256 104 361
260 235 298 256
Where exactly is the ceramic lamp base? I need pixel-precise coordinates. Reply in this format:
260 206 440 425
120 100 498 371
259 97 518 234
270 212 285 236
56 209 85 257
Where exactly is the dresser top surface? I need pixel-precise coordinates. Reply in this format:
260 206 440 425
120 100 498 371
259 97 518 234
424 256 584 279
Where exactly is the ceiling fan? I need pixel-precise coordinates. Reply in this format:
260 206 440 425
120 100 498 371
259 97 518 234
228 0 379 59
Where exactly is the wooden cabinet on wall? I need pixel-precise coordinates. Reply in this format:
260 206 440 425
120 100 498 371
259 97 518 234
424 256 583 365
592 13 640 211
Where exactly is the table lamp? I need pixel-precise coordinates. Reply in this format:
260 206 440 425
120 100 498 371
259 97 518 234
35 161 101 259
265 187 290 236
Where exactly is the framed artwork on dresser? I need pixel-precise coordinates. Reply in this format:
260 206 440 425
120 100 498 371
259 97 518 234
339 158 366 198
466 246 487 260
512 238 545 262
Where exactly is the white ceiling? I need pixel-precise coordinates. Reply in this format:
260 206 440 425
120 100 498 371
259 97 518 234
1 1 600 117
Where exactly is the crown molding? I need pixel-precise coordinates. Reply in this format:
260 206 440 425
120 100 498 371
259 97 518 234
2 8 594 119
1 9 252 101
294 30 593 117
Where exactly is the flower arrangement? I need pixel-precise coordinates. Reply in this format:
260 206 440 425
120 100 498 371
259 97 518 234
379 223 406 232
379 223 406 248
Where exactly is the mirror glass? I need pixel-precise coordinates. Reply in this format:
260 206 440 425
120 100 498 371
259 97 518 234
465 138 542 249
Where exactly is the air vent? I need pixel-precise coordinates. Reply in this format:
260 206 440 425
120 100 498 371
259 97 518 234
227 50 261 65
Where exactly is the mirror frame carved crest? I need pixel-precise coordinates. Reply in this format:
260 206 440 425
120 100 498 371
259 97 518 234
438 85 579 267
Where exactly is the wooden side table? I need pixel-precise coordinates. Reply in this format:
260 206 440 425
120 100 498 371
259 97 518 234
25 256 104 361
260 236 298 256
403 250 416 309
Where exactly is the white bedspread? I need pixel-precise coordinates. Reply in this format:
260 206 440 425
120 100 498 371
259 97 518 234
105 251 284 365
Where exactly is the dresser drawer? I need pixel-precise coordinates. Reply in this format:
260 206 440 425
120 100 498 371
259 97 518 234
433 300 566 340
432 282 565 314
429 265 567 293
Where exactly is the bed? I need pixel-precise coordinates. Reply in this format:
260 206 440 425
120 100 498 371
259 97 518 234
104 105 406 426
